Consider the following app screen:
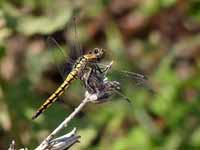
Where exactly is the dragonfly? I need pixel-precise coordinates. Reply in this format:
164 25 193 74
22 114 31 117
32 17 153 119
32 42 105 119
32 40 152 119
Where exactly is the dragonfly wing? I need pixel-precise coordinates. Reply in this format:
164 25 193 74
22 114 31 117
65 15 83 60
73 16 83 56
47 36 74 80
84 63 134 104
96 63 155 94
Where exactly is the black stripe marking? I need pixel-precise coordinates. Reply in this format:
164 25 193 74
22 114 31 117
32 56 88 119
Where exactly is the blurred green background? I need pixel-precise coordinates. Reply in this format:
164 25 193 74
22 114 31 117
0 0 200 149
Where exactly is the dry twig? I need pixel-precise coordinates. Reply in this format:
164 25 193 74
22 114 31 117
35 92 98 150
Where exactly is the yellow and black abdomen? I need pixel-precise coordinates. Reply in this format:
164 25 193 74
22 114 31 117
32 55 89 119
32 71 77 119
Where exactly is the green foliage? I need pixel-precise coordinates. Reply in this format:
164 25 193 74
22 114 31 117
0 45 5 59
139 0 176 16
17 9 72 35
188 0 200 21
0 0 200 149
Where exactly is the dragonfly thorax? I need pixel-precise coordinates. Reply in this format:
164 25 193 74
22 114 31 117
85 48 105 62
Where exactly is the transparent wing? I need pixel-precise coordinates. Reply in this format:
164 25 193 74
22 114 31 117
84 63 134 104
96 63 156 94
47 36 74 80
65 15 83 60
47 16 83 79
47 14 83 80
73 16 83 56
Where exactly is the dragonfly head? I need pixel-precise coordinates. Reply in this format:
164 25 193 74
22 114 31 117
87 48 105 61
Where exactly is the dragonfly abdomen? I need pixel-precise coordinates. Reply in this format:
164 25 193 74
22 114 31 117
32 71 77 119
32 54 95 119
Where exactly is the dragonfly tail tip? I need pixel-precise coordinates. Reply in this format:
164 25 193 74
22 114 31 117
31 113 39 120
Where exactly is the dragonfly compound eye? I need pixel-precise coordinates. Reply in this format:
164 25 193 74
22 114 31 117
97 48 105 59
94 48 99 54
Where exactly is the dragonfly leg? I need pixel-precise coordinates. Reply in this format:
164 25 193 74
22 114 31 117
94 61 113 75
83 67 96 93
102 61 113 74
